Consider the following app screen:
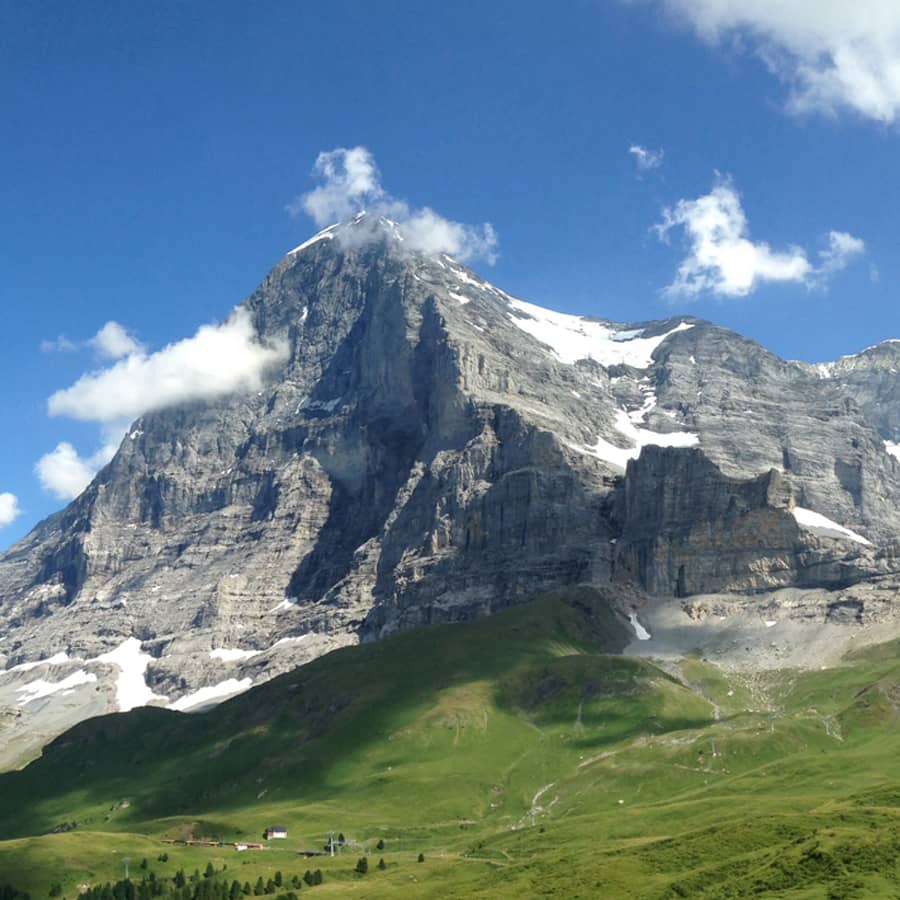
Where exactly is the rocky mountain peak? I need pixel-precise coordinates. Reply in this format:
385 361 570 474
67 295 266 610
1 230 899 768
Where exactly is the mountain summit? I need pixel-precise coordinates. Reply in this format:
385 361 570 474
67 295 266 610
1 219 899 767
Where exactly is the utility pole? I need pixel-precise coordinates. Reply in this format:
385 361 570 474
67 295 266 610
328 830 335 857
124 857 130 880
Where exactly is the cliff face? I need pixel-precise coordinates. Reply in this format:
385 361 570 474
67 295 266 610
1 214 899 767
613 447 888 597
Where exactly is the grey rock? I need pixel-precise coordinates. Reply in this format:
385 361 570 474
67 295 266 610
0 214 898 766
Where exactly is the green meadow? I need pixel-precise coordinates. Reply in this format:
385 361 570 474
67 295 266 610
0 592 897 898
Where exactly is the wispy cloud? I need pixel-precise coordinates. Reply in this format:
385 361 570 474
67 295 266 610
629 144 664 172
89 321 144 359
40 335 78 353
37 308 287 502
41 321 144 360
656 176 865 297
0 493 20 528
288 146 499 264
649 0 900 123
47 308 286 425
35 442 118 501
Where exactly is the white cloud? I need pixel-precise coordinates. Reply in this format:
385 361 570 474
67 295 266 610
652 0 900 123
0 493 21 528
401 208 498 264
47 308 287 425
816 230 866 278
288 146 498 264
89 321 144 359
35 442 118 501
629 144 664 171
40 335 77 353
657 177 864 297
40 321 144 359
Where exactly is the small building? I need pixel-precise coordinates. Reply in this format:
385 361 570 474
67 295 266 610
265 826 288 840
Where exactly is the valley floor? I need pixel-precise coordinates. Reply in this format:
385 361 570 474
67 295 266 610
0 596 897 898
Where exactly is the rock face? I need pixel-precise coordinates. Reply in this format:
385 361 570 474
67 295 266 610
1 214 899 766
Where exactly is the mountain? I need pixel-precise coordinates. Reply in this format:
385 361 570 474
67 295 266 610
1 213 899 768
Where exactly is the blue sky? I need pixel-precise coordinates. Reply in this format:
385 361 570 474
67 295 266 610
2 0 899 545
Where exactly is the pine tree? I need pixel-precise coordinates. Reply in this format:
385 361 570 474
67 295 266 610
354 858 368 875
375 839 384 850
174 871 186 889
265 881 275 896
377 858 386 870
241 883 252 896
302 873 312 887
205 863 215 879
273 873 282 888
417 853 425 863
229 882 242 900
253 878 264 897
312 871 323 886
338 833 345 845
290 875 301 889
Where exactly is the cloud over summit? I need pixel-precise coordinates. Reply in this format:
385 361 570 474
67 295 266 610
289 146 498 264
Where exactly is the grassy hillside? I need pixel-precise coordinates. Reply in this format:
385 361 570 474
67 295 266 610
0 591 898 898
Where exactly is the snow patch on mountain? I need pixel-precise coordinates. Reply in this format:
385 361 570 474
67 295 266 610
288 223 339 255
209 648 260 663
169 677 253 712
575 409 699 470
91 638 167 712
792 507 871 546
629 613 652 640
885 441 900 461
505 298 692 367
6 651 71 673
15 670 97 705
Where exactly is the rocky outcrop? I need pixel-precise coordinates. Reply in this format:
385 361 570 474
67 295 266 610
613 446 887 596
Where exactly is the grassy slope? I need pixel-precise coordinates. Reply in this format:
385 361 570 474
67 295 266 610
0 590 897 898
